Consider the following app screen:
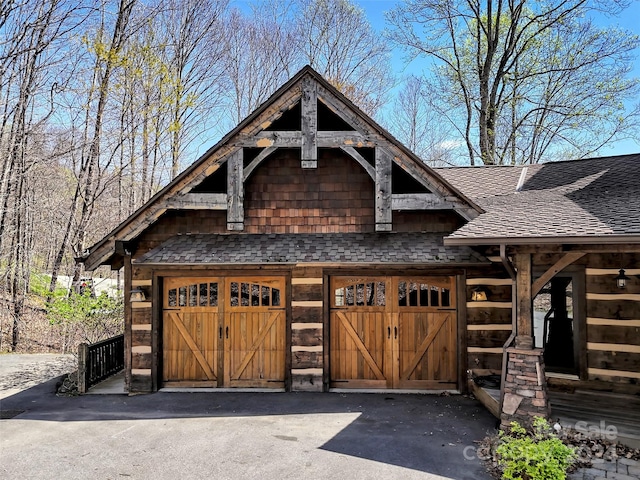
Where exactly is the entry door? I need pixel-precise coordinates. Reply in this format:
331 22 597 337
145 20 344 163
224 277 286 388
330 276 457 390
163 277 220 387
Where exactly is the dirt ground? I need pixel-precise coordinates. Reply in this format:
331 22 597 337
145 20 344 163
0 353 76 399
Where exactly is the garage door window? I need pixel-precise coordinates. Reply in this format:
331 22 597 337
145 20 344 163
229 281 281 307
167 282 218 307
398 280 451 308
334 281 385 307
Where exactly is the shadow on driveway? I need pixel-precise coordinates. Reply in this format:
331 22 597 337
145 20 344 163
1 379 497 479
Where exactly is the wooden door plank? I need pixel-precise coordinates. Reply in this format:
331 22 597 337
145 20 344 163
168 312 216 380
399 313 449 381
230 311 280 380
336 311 385 380
388 312 396 388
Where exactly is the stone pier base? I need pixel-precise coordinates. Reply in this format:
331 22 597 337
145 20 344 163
500 347 551 431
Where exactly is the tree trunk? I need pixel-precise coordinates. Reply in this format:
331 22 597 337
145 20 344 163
50 0 136 296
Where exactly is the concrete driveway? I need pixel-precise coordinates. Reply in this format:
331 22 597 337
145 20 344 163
0 377 497 480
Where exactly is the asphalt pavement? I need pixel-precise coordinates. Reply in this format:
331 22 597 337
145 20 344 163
0 371 497 479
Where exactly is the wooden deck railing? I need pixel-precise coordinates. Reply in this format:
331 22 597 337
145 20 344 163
78 334 124 393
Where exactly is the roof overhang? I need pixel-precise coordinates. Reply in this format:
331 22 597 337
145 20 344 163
133 232 490 267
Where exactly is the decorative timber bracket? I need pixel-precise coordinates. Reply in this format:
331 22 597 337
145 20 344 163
375 148 392 231
301 76 318 168
227 149 244 230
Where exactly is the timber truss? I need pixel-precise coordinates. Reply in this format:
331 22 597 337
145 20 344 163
83 66 481 270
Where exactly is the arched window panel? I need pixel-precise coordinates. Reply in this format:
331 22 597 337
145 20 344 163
398 278 452 308
229 281 281 308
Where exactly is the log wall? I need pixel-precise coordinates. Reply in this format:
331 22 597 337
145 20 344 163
128 266 154 393
584 253 640 386
290 266 324 391
465 275 513 375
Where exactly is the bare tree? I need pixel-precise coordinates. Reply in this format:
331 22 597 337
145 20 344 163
49 0 137 296
159 0 229 179
386 75 455 165
387 0 640 165
296 0 394 115
0 0 88 349
222 0 299 125
114 13 171 213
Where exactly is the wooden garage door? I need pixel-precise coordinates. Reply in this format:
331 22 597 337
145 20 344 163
330 276 457 390
395 277 457 389
163 277 220 387
162 276 285 388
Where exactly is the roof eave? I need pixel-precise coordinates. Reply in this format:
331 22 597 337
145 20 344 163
131 260 491 267
444 234 640 247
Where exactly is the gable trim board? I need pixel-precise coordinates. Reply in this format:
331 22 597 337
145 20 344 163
81 66 481 271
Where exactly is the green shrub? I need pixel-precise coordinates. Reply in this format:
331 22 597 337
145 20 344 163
47 290 124 347
496 417 576 480
29 273 67 301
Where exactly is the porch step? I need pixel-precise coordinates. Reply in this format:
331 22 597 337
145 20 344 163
550 391 640 423
549 390 640 448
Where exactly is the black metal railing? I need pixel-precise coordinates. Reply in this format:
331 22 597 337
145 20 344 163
78 334 124 393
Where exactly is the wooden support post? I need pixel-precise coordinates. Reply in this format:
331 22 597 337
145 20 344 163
375 148 392 231
227 149 244 230
78 342 88 393
123 254 132 392
301 77 317 168
514 253 534 349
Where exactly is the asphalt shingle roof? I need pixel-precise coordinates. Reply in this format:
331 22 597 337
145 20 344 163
134 232 489 265
437 154 640 242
